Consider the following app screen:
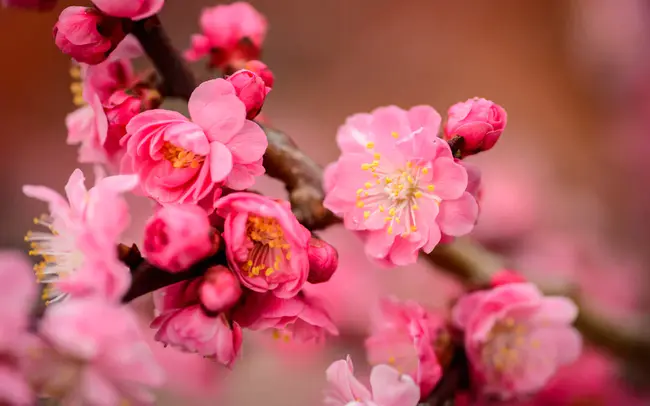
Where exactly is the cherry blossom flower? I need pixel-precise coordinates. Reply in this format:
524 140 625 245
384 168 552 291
306 237 339 284
23 169 137 303
151 305 243 368
215 192 312 298
452 283 582 399
92 0 164 21
1 0 56 10
365 298 445 398
0 252 37 405
443 98 507 158
184 2 267 71
226 68 270 119
32 298 163 405
120 79 267 206
143 204 215 273
324 105 479 266
54 7 126 65
324 356 420 406
234 291 338 343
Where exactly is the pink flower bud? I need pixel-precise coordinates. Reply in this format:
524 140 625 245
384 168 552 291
490 269 527 287
200 265 242 312
443 97 507 158
53 7 127 65
307 237 338 284
244 60 274 88
2 0 56 10
143 205 214 273
92 0 164 21
226 69 270 120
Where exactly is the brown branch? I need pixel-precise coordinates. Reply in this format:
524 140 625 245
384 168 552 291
128 15 650 368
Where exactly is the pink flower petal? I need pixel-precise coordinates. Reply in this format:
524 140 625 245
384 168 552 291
209 142 234 183
437 192 478 236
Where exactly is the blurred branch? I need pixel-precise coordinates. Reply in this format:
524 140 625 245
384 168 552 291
129 14 650 368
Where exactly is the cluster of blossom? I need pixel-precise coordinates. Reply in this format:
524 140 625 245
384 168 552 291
1 0 586 405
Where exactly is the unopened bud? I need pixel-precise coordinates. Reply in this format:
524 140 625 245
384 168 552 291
200 265 242 312
307 237 338 284
443 98 507 158
226 69 270 120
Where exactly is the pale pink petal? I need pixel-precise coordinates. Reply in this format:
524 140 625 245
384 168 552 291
64 168 88 215
370 364 420 406
209 142 234 182
437 192 478 236
225 120 268 163
188 79 245 143
325 357 372 404
431 157 467 200
531 296 579 325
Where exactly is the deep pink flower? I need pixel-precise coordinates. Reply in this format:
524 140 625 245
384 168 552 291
200 265 242 312
324 105 479 266
34 299 163 404
93 0 164 20
443 98 507 158
54 7 126 65
234 292 338 343
215 192 311 298
244 60 274 88
324 356 420 406
1 0 56 10
452 283 582 399
23 168 138 302
365 298 444 398
143 204 215 273
151 305 243 368
306 236 339 284
153 278 203 316
184 2 267 70
120 79 267 206
226 69 270 120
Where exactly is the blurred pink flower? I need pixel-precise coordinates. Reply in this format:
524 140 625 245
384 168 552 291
35 299 163 405
234 291 338 343
306 236 339 284
200 265 242 313
324 105 479 266
120 79 267 206
1 0 56 10
23 168 137 302
443 98 507 158
184 2 267 71
365 298 444 398
324 356 420 406
66 86 111 164
452 283 582 399
53 7 125 65
151 305 243 368
143 204 214 273
244 60 274 88
226 69 270 120
93 0 164 20
490 269 527 287
215 193 311 298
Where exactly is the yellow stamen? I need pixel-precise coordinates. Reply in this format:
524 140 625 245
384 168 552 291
421 167 429 174
427 185 435 192
356 201 364 208
366 141 375 149
363 211 370 219
391 131 399 139
414 191 423 198
162 142 205 169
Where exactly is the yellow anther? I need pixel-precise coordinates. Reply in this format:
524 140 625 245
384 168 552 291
410 225 417 232
356 201 364 208
388 207 396 216
265 268 274 276
286 252 292 260
414 191 423 198
384 217 393 222
364 182 372 189
412 204 419 210
391 131 399 139
363 211 370 219
388 356 396 365
361 163 372 171
366 142 375 149
376 179 381 184
379 205 385 212
395 218 401 224
247 260 253 266
407 175 415 184
406 161 413 168
356 188 364 196
427 185 435 192
373 153 381 160
387 226 393 234
421 167 429 175
385 177 392 184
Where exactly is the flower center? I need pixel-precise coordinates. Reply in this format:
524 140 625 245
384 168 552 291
481 317 539 375
242 215 291 278
162 142 205 169
26 215 82 305
356 138 440 236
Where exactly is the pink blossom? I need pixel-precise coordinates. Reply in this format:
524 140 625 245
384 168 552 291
244 60 274 88
452 283 582 399
200 265 242 312
443 98 507 158
215 192 311 298
151 305 243 368
93 0 164 21
120 79 267 206
365 298 444 398
1 0 56 10
306 236 339 284
53 7 126 65
324 356 420 406
23 168 138 302
34 298 163 404
66 86 111 164
226 69 270 120
184 2 267 70
234 292 338 343
324 105 479 266
490 269 527 287
0 252 37 351
143 204 215 273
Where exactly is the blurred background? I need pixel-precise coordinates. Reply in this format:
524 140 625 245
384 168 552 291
2 0 650 404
